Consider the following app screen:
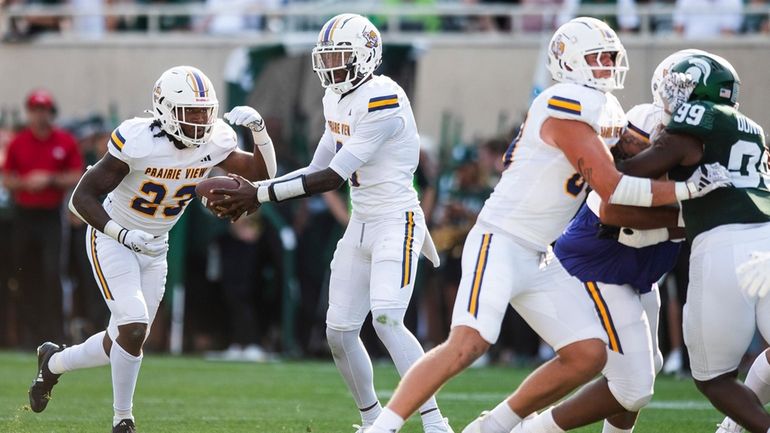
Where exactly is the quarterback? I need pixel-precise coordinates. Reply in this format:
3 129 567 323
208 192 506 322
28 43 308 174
212 14 452 433
364 17 731 433
28 66 277 433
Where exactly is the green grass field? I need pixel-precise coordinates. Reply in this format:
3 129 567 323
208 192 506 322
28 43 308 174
0 351 723 433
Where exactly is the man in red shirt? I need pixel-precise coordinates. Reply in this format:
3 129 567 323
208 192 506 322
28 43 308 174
3 89 83 348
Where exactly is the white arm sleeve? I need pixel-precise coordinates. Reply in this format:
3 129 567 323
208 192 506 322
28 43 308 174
328 115 401 177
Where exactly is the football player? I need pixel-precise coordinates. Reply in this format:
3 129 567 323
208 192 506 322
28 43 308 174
615 53 770 433
510 50 707 433
362 18 732 433
27 65 277 433
210 14 452 433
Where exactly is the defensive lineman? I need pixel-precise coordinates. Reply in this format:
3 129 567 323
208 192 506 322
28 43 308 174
211 14 452 433
363 17 730 433
28 66 277 433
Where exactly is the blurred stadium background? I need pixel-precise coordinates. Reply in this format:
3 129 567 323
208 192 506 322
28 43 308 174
1 1 769 431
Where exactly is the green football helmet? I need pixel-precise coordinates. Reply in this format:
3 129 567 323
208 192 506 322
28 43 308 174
670 54 740 107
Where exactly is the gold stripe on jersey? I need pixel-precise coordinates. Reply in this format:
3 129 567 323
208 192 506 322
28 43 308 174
110 130 126 151
467 233 492 318
368 95 400 112
401 211 415 287
90 228 114 301
584 281 623 353
547 96 582 115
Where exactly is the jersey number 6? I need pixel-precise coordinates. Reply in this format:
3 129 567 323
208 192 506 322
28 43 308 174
131 182 197 218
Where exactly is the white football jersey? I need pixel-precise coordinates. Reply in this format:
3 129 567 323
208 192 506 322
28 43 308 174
322 75 420 220
105 117 237 236
477 83 626 250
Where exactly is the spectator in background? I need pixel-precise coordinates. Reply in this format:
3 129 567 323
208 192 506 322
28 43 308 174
196 0 282 34
558 0 640 32
0 109 16 347
673 0 742 38
743 0 770 33
2 89 83 348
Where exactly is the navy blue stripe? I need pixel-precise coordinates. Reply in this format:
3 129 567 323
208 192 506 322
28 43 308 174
110 137 122 152
548 104 581 115
369 94 398 103
473 234 492 318
550 95 581 105
628 122 650 139
369 103 400 113
115 129 126 144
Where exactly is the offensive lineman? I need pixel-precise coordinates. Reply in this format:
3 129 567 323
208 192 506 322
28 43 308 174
616 54 770 433
511 50 708 433
363 17 732 433
28 66 277 433
211 14 453 433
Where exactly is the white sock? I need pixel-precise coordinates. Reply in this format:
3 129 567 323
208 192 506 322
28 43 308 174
49 331 110 374
521 407 564 433
602 420 634 433
745 349 770 405
370 407 405 433
360 400 383 426
110 342 142 426
326 327 379 424
482 400 523 433
371 308 445 426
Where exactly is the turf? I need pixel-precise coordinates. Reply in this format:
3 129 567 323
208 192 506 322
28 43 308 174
0 351 723 433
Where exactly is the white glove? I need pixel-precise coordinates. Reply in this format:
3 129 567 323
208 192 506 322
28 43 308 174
103 220 167 257
224 106 265 133
122 229 168 257
659 71 696 115
678 163 733 200
618 227 670 248
738 251 770 298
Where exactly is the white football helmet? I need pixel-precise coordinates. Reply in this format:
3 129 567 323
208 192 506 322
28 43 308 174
311 14 383 94
546 17 629 92
152 66 218 148
650 49 710 108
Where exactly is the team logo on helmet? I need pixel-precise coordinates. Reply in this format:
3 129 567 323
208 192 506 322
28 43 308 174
363 29 379 48
550 35 566 60
153 84 162 102
684 57 712 85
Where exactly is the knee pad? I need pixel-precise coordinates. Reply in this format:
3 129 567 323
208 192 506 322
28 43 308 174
604 350 655 412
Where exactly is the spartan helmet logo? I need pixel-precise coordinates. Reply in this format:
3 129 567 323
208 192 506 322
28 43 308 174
363 29 379 48
685 57 712 85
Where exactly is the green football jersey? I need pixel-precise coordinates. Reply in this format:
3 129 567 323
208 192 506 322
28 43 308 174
667 101 770 240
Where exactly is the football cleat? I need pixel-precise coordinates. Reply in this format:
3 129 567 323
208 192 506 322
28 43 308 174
28 342 65 413
715 417 744 433
113 419 137 433
424 417 454 433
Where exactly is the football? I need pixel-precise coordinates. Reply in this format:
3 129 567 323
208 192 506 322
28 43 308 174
195 176 240 210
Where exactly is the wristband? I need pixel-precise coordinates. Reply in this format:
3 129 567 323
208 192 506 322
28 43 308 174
674 182 695 201
103 220 128 244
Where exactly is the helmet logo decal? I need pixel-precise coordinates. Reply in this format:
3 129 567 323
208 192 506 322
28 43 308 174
550 34 565 60
153 84 162 103
363 29 379 48
685 58 712 85
186 70 208 98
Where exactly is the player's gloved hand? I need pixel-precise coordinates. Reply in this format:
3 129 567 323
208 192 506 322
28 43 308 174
659 71 696 115
122 229 168 257
678 163 732 200
617 227 669 248
738 251 770 298
224 106 265 132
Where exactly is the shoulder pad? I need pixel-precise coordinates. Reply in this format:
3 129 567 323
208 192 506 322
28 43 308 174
110 117 155 159
209 119 238 151
541 83 605 132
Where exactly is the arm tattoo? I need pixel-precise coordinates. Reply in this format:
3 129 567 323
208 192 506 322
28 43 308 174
577 158 593 185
